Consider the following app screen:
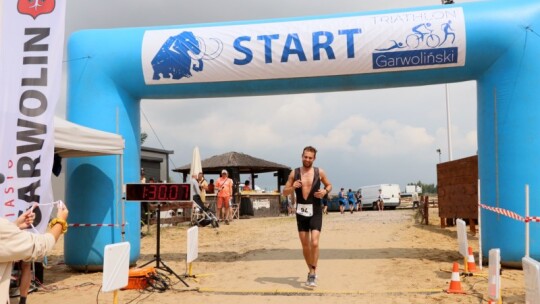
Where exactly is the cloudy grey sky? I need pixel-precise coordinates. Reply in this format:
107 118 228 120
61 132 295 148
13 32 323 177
60 0 478 192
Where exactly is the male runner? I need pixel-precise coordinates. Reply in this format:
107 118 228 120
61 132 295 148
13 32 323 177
283 146 332 288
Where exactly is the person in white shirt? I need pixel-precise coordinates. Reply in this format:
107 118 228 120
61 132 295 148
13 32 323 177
0 203 69 304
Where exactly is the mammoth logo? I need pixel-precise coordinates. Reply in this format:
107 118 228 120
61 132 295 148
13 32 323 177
151 31 223 80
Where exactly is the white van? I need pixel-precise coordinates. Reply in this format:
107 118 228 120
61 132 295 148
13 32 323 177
358 184 401 210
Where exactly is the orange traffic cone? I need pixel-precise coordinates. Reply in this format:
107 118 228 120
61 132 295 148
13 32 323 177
447 262 465 294
467 247 478 273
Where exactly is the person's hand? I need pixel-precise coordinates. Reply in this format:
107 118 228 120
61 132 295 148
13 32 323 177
292 180 302 188
314 189 326 199
15 205 36 229
56 201 69 221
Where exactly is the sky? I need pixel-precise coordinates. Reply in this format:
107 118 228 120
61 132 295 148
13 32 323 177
59 0 479 193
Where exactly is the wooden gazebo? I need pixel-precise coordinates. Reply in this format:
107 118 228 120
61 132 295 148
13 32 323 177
173 151 291 191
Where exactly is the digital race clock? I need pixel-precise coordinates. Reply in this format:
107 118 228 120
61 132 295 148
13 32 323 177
125 183 191 202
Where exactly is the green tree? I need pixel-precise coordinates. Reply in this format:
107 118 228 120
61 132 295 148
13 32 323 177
141 132 148 145
408 181 437 194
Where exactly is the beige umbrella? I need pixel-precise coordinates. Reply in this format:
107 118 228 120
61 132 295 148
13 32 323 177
189 146 202 177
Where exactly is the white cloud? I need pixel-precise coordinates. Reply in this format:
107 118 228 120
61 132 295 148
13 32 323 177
360 120 434 156
311 116 368 150
265 95 324 140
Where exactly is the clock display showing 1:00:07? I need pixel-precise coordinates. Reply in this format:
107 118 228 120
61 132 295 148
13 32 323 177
125 183 191 201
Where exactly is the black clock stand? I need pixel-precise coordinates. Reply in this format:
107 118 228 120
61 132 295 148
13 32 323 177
140 202 189 287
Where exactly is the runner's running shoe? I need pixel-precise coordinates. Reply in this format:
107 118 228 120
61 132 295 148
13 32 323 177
305 274 317 288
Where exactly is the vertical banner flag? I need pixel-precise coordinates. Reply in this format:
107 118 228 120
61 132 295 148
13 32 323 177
0 0 66 232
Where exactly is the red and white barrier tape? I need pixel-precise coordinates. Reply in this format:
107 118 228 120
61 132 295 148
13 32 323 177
526 216 540 223
68 223 127 227
479 203 540 223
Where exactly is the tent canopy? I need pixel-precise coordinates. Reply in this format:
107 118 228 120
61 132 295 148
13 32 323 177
54 117 125 158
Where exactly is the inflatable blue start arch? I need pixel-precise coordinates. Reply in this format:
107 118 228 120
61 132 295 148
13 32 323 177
66 0 540 269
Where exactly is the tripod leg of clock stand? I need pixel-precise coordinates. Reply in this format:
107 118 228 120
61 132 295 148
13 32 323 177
157 259 189 287
145 202 189 287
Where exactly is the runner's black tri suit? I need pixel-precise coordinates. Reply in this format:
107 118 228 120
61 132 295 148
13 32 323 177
294 167 323 232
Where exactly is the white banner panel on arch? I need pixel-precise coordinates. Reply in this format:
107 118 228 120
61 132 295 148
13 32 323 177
142 7 465 85
0 0 66 232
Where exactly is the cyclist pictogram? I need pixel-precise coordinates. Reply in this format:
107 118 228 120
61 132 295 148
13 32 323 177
375 20 456 51
406 22 441 49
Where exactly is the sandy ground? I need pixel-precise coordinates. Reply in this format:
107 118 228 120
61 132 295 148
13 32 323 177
15 207 526 304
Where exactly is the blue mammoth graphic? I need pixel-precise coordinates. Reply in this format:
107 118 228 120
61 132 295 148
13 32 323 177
151 31 223 80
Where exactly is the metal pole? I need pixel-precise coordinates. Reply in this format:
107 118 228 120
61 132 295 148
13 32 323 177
117 108 125 242
477 179 482 270
445 84 453 161
525 184 530 258
120 154 125 242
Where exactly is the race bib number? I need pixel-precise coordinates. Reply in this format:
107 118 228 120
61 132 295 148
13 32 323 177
296 203 313 217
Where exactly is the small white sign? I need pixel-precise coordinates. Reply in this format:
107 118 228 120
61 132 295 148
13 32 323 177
102 242 130 292
488 248 501 301
252 199 270 210
456 218 468 258
523 256 540 304
187 226 199 263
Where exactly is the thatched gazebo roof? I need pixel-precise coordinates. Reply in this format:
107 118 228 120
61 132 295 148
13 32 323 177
173 151 290 175
173 151 291 189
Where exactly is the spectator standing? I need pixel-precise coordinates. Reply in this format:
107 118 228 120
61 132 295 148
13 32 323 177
207 179 215 194
338 188 346 214
197 172 208 205
378 189 384 211
190 174 202 204
347 189 356 214
140 172 146 183
216 170 233 225
355 190 362 212
412 191 419 209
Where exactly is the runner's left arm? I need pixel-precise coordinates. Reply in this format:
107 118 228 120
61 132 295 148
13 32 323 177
315 169 332 199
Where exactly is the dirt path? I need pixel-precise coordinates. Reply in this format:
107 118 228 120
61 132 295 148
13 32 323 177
23 208 525 304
